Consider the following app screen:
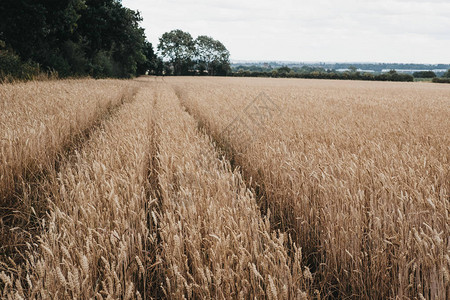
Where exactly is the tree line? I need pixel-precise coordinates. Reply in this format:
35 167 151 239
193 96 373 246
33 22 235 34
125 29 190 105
157 29 231 76
233 66 416 82
0 1 230 81
0 0 152 79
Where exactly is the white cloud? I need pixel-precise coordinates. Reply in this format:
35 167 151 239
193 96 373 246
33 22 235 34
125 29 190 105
122 0 450 63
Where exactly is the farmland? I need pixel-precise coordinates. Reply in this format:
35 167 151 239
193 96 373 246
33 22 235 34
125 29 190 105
1 77 449 299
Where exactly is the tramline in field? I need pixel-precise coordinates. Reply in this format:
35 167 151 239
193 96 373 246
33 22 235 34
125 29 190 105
1 77 449 299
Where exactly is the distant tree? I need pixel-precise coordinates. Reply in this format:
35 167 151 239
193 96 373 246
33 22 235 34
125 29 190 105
158 29 195 75
194 36 230 76
348 66 358 73
443 69 450 78
413 71 436 78
277 66 291 74
137 41 157 75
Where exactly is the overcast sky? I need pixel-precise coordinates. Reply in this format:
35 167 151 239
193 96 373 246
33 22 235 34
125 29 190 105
122 0 450 64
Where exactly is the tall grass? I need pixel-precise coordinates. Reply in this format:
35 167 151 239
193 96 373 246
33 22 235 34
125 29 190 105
153 83 311 299
0 79 140 277
1 85 155 298
1 76 448 299
0 79 138 202
169 77 450 299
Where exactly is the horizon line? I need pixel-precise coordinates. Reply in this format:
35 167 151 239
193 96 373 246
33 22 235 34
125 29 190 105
230 59 450 65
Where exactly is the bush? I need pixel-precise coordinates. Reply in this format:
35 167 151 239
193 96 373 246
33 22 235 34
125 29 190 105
231 69 414 82
90 51 114 78
0 47 41 82
432 77 450 84
413 71 436 78
442 69 450 78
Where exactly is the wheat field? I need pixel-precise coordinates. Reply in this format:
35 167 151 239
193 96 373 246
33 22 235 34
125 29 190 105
0 77 449 299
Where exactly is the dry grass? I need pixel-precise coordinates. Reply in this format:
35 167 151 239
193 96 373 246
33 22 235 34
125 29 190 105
0 79 141 287
1 78 312 299
153 83 310 299
168 77 450 299
0 79 138 201
0 79 139 233
1 83 155 298
1 76 448 299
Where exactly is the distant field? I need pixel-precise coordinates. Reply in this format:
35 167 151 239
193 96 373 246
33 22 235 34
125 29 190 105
1 77 449 299
414 78 434 82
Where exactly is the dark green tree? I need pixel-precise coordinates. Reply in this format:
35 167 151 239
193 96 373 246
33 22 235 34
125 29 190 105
348 66 358 73
158 29 195 75
413 71 436 78
137 41 158 75
0 0 86 76
0 0 149 78
277 66 291 74
194 35 230 75
443 69 450 78
78 0 147 77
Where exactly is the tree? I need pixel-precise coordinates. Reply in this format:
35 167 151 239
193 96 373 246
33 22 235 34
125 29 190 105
158 29 195 75
277 66 291 74
348 66 358 73
0 0 86 76
78 0 147 77
137 41 158 75
194 35 230 76
0 0 148 78
413 71 436 78
443 69 450 78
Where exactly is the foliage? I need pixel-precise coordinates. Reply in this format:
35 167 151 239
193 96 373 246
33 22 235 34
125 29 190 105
136 41 159 75
432 77 450 83
0 43 41 82
233 62 450 74
158 29 195 75
158 30 231 76
442 69 450 78
232 67 414 82
413 71 436 78
277 66 291 74
0 0 154 79
194 35 230 75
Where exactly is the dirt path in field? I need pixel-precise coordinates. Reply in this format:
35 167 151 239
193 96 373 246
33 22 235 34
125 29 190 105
144 85 166 299
171 83 289 231
164 82 314 298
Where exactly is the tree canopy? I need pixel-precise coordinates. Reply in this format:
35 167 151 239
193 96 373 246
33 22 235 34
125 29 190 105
0 0 155 78
195 36 230 76
412 71 436 78
1 4 231 80
158 29 195 75
443 69 450 78
158 30 231 76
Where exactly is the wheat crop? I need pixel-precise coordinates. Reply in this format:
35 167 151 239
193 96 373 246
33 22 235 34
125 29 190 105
151 83 310 299
1 76 448 299
1 83 155 298
168 76 450 299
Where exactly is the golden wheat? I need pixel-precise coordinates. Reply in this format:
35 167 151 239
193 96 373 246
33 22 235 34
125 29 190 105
1 83 156 298
168 76 450 299
153 83 310 299
0 79 141 288
0 79 138 200
1 76 448 299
